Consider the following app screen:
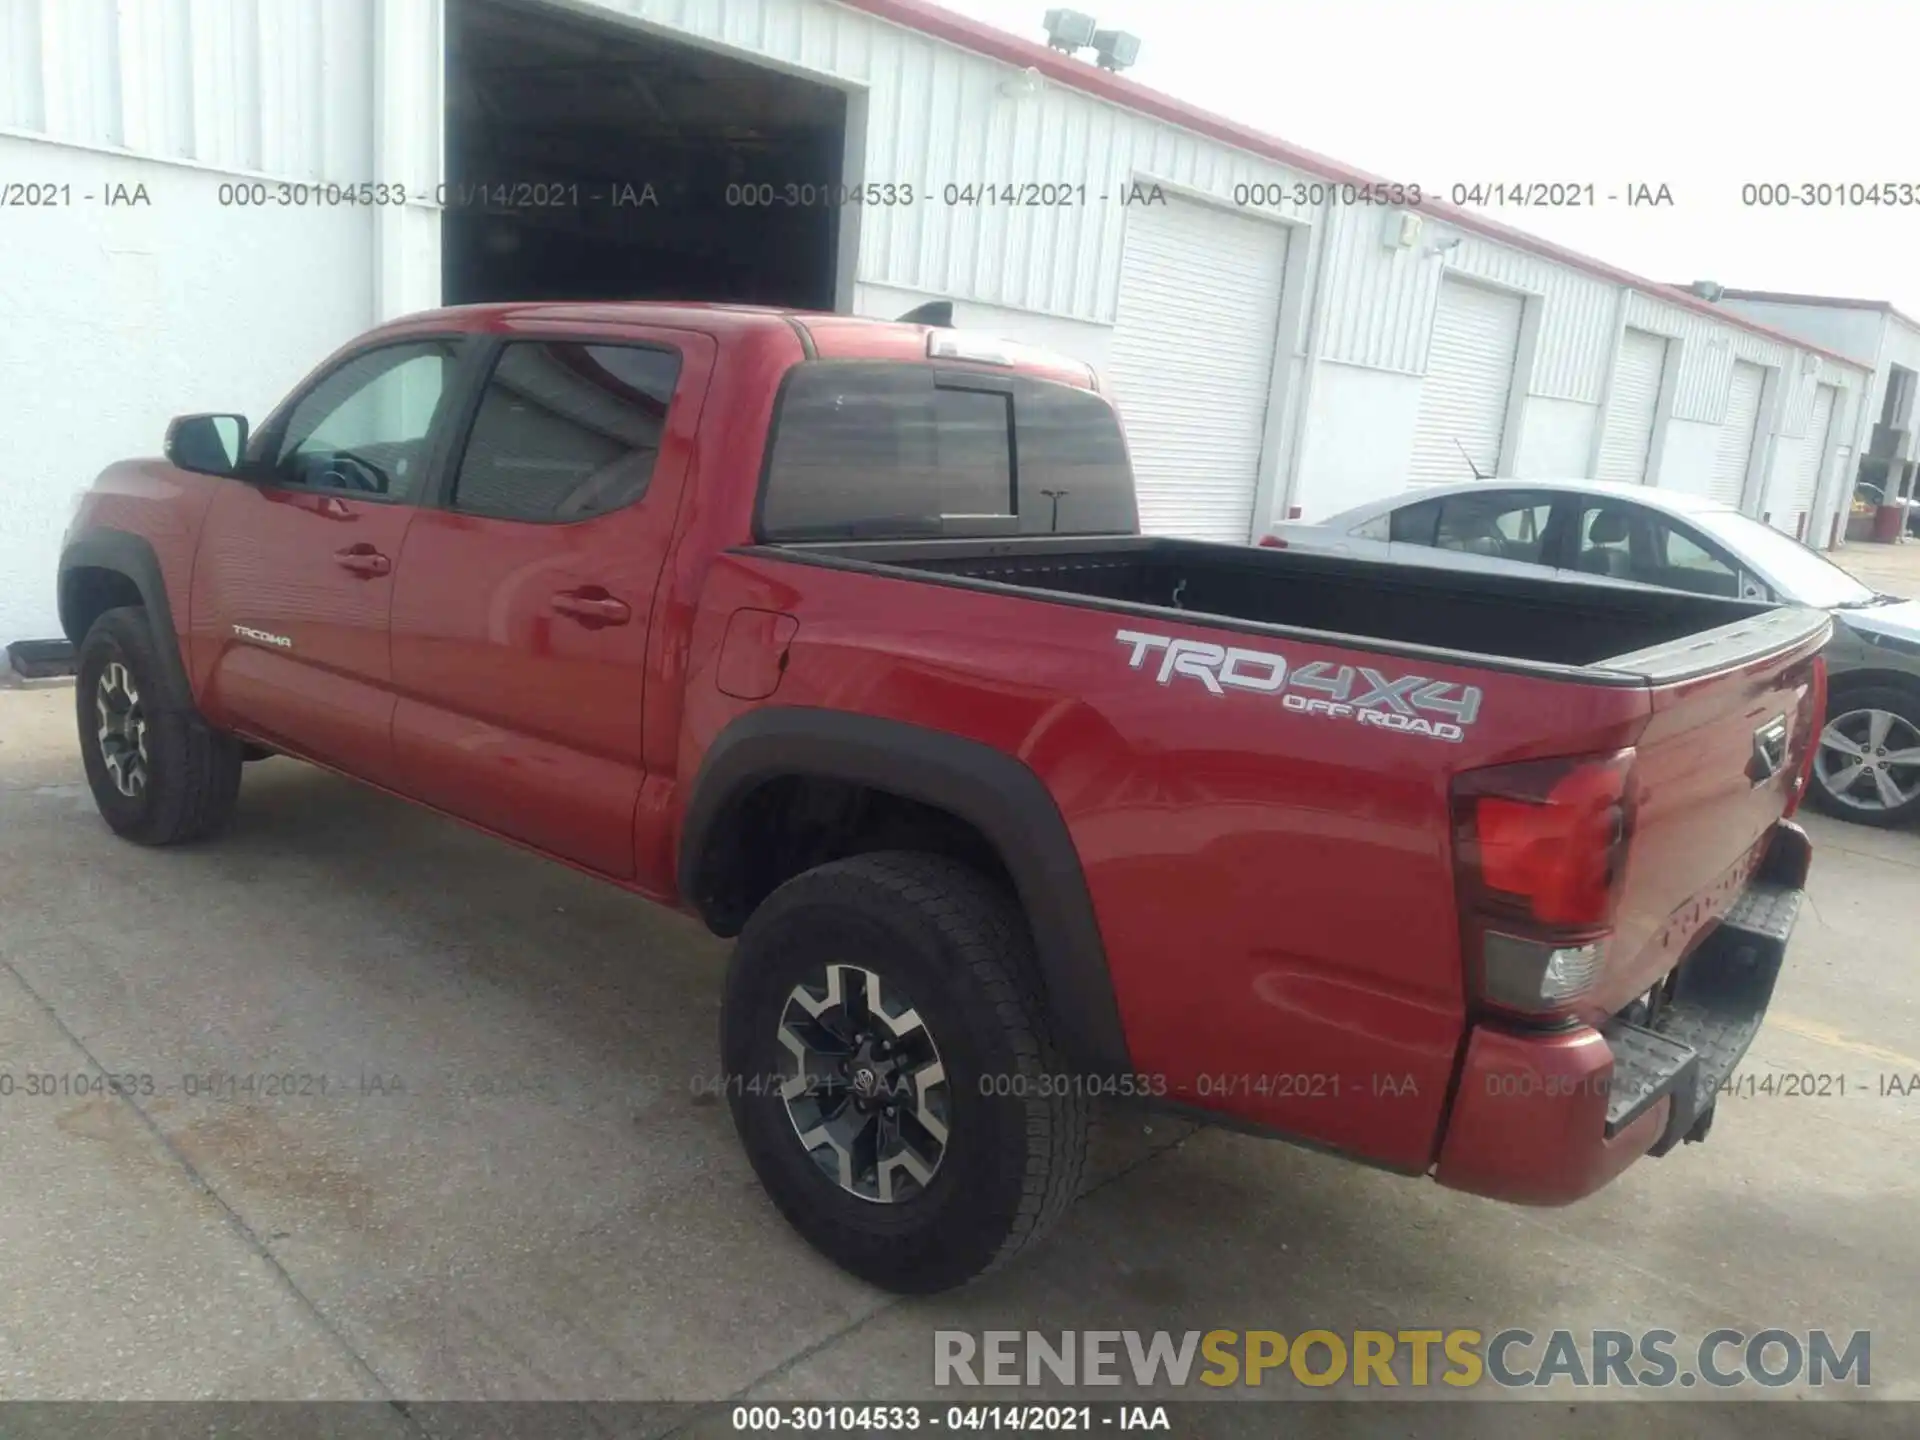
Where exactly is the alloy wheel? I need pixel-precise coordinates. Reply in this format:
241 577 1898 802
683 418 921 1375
776 962 950 1204
95 661 149 798
1815 707 1920 813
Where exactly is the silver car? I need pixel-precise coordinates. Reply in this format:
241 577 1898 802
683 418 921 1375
1266 479 1920 828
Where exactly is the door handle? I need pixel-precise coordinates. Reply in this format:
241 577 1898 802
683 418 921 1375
334 545 391 577
550 589 631 626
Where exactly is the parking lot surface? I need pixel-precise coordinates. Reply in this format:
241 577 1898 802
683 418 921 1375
1838 535 1920 596
2 566 1918 1436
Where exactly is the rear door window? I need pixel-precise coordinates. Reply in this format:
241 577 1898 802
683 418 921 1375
1660 525 1742 587
758 362 1136 540
451 341 681 523
1433 491 1556 563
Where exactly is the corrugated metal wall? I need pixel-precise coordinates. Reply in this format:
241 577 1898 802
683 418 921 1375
0 0 1328 328
0 0 1877 539
603 0 1873 438
0 0 376 182
6 0 1872 397
1316 205 1619 402
582 0 1327 325
1621 290 1802 424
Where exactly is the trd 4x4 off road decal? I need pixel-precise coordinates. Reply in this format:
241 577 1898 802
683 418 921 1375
1115 629 1481 743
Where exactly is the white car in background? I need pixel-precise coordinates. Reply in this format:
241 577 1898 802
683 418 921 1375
1265 479 1875 604
1264 479 1920 827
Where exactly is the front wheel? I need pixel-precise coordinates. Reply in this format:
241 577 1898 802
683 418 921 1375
721 851 1089 1293
1807 684 1920 828
76 607 244 845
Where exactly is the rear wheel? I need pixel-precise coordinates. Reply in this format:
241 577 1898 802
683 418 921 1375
721 851 1089 1293
1808 684 1920 828
76 607 244 845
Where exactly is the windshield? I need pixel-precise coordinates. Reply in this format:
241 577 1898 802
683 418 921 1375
1692 510 1875 608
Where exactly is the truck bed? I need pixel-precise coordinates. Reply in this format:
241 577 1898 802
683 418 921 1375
771 533 1810 677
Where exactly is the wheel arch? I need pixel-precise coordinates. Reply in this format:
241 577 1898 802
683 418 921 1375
680 707 1132 1075
59 531 193 709
1825 664 1920 705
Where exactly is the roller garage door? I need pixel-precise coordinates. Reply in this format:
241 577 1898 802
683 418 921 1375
1596 328 1667 483
1105 199 1289 542
1409 279 1524 484
1784 384 1837 536
1709 361 1767 508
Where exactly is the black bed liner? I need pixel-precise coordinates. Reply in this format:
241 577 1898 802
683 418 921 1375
744 534 1830 685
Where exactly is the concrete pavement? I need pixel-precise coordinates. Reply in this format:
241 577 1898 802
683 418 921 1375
1 682 1916 1435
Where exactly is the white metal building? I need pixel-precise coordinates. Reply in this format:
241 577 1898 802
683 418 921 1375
1714 289 1920 546
0 0 1875 647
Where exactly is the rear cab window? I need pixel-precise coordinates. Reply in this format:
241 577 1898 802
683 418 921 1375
757 362 1137 541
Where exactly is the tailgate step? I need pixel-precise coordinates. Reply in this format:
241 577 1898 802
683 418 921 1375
1717 880 1803 948
1600 879 1799 1154
1602 1024 1698 1136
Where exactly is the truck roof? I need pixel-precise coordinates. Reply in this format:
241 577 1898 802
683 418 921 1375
369 301 1101 389
392 299 819 332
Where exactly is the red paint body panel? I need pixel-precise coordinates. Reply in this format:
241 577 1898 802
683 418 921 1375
191 484 418 786
71 460 221 644
679 552 1668 1173
715 609 800 700
61 300 1824 1213
387 326 718 878
1585 648 1821 1024
1436 1023 1669 1205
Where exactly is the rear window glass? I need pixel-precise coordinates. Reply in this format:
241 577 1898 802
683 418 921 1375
758 362 1137 540
1389 498 1442 546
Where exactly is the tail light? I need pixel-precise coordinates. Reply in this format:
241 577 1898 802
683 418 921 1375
1783 654 1826 820
1450 750 1637 1023
1258 534 1287 548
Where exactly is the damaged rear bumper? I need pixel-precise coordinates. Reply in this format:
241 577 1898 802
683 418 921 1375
1433 821 1810 1206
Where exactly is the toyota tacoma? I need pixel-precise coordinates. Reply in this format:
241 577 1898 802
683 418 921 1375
59 302 1829 1292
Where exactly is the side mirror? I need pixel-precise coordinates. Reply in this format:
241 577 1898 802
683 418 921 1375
164 413 249 477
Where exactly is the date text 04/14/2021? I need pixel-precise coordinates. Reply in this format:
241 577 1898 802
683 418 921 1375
728 1404 1170 1432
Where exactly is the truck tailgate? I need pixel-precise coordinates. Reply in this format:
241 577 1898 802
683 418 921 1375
1585 612 1829 1023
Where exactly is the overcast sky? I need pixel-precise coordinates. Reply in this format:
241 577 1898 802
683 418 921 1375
939 0 1920 316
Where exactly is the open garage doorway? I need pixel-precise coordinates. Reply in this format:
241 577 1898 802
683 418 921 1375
445 0 852 308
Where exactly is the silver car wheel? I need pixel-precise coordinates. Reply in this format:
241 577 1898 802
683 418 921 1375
95 661 149 798
776 962 949 1204
1815 707 1920 813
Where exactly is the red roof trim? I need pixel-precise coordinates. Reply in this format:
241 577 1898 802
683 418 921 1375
831 0 1863 369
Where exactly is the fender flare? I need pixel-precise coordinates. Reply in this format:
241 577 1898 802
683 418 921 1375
58 529 194 709
680 707 1133 1075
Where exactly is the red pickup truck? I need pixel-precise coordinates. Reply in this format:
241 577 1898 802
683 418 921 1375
59 302 1828 1293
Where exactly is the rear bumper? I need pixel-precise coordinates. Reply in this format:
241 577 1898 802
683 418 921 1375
1433 822 1810 1207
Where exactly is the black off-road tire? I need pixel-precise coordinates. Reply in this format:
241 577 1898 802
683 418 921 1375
76 606 244 846
1806 682 1920 829
721 851 1090 1293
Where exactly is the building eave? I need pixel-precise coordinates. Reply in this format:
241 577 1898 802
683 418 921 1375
835 0 1868 373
